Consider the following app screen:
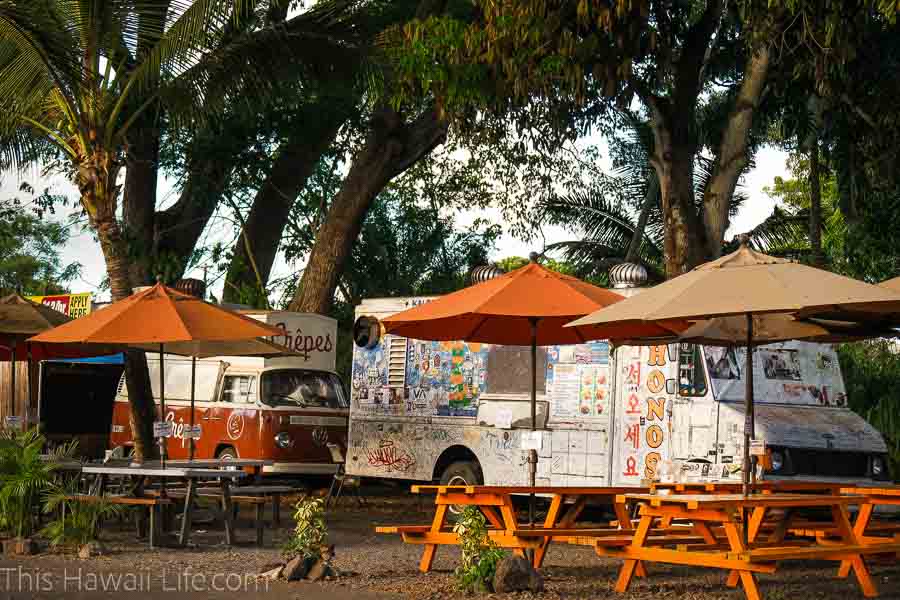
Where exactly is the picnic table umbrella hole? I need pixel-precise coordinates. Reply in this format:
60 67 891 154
29 282 285 467
568 235 900 499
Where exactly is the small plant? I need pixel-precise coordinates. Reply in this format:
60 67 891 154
0 427 75 539
283 496 328 560
453 506 506 593
41 478 122 548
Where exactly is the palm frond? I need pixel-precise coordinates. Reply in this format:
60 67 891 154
743 205 808 254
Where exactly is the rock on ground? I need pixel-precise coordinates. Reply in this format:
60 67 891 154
493 555 545 594
78 541 107 559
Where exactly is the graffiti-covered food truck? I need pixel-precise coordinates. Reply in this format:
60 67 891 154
346 266 889 488
110 311 348 475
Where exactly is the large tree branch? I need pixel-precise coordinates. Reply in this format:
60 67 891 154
702 44 771 257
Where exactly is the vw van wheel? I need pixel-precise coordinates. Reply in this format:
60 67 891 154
216 446 238 461
440 461 482 515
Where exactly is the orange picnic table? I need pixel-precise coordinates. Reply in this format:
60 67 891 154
376 485 648 572
612 492 900 600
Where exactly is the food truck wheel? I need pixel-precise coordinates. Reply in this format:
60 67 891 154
216 446 238 461
439 460 482 488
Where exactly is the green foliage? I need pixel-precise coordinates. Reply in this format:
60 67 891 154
837 341 900 481
453 506 506 593
0 427 75 538
0 193 80 296
41 479 122 548
283 496 328 560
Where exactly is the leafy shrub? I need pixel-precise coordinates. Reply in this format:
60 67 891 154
283 496 328 560
453 506 506 593
838 341 900 481
41 478 122 548
0 427 75 538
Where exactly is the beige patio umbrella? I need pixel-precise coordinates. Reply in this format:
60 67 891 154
568 236 900 496
880 276 900 294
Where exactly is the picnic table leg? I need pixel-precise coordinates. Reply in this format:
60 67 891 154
722 522 762 600
838 503 873 579
419 504 447 573
533 494 564 569
149 504 157 549
273 494 281 526
255 502 264 546
221 479 235 546
179 478 196 546
480 506 505 530
614 514 652 593
831 504 876 597
748 507 767 543
614 499 646 577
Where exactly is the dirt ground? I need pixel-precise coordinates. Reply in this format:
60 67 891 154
2 485 900 600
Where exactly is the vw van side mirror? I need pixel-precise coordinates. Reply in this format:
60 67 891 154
353 316 382 349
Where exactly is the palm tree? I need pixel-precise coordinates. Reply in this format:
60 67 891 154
0 0 365 458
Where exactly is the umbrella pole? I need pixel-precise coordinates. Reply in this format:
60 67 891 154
159 344 167 472
26 342 32 429
742 313 755 543
189 356 196 460
528 318 538 535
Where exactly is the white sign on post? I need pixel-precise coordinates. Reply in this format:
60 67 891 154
521 430 543 451
186 424 202 440
4 415 23 429
495 408 513 430
749 439 767 457
153 421 173 438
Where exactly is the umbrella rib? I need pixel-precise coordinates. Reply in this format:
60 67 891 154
466 315 491 340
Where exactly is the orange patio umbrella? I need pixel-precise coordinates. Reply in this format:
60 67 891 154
382 259 684 495
30 283 284 465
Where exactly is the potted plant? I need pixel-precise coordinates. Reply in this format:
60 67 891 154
0 427 74 555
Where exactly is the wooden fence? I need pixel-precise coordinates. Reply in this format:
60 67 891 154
0 362 38 424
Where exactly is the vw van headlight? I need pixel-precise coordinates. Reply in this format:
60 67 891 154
769 450 784 473
274 432 293 449
872 456 885 477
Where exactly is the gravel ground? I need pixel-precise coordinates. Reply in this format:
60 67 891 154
2 485 899 600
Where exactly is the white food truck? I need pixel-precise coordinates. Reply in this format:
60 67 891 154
345 265 889 488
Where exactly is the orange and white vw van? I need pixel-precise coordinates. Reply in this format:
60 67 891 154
109 311 348 475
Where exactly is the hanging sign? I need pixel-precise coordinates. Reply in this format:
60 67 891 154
27 292 93 318
153 421 173 438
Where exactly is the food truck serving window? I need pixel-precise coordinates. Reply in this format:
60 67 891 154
262 370 348 409
222 375 257 403
678 344 708 397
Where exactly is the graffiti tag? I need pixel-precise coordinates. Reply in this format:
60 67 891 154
366 441 416 472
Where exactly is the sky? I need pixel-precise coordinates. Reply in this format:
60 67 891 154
3 145 789 303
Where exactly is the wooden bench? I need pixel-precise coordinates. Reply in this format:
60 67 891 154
736 541 900 562
64 495 172 548
196 485 294 525
153 490 269 546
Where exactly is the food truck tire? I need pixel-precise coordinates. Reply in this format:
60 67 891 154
216 445 238 461
439 460 482 488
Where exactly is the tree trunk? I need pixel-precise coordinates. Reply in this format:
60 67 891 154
289 106 448 314
223 106 349 305
808 139 824 267
702 46 771 257
83 153 158 461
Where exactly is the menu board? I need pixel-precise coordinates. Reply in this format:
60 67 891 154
547 342 611 421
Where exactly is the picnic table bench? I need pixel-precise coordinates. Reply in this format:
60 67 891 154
79 465 245 547
613 492 900 600
63 494 174 548
377 485 649 572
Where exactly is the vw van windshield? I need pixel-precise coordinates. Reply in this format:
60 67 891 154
261 370 348 409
